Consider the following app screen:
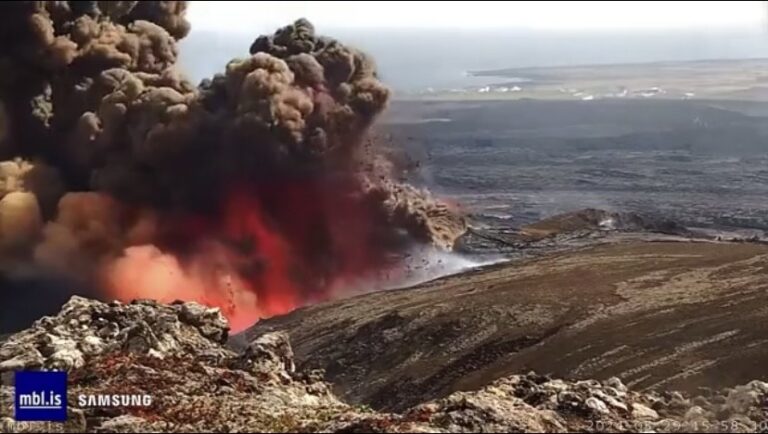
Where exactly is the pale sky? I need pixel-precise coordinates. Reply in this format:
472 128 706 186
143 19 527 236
187 1 767 32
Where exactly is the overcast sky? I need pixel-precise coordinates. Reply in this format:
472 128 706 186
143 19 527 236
187 1 767 33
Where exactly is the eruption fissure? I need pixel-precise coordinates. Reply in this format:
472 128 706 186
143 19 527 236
0 1 466 331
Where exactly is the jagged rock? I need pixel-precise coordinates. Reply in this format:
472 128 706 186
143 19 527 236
0 351 43 372
586 396 610 414
723 385 762 416
593 389 628 412
606 377 628 394
684 405 710 424
226 331 298 385
178 302 229 343
243 332 296 374
747 380 768 394
1 297 767 432
630 403 659 421
0 296 232 372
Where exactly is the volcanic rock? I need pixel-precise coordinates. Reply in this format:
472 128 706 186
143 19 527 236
1 296 767 432
458 208 701 256
519 208 693 239
0 296 231 373
0 297 347 432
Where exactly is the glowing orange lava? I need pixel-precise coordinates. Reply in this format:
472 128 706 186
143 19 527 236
102 189 303 332
102 181 397 332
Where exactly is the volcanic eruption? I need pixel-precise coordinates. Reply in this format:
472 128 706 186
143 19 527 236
0 1 466 332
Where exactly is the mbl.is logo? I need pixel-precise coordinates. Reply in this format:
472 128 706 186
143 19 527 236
14 371 67 421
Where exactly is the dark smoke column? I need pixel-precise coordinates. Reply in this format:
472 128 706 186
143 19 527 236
0 2 467 331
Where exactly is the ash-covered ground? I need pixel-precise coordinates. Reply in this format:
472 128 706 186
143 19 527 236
383 98 768 238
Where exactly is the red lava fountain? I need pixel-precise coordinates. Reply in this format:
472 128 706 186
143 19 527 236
103 183 399 332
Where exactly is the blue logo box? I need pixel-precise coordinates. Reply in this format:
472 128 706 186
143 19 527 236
14 371 67 422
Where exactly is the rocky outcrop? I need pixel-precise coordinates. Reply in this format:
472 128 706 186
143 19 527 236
315 374 768 433
0 297 347 432
1 296 766 432
0 296 231 373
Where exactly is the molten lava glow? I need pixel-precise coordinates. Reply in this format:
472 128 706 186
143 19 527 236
103 190 304 332
102 184 395 332
103 244 263 332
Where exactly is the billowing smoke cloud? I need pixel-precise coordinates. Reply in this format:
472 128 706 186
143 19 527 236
0 2 466 331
